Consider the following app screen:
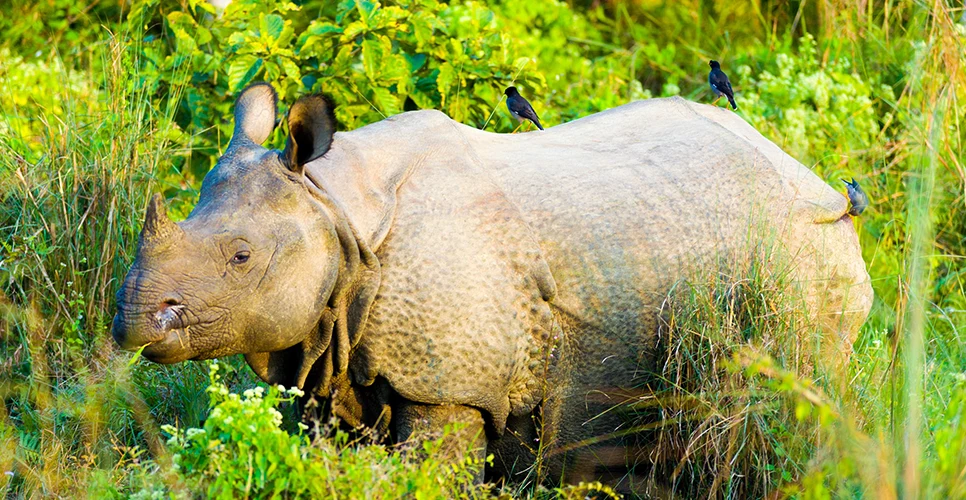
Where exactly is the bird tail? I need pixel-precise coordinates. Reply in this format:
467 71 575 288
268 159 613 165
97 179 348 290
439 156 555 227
535 119 544 131
727 95 737 110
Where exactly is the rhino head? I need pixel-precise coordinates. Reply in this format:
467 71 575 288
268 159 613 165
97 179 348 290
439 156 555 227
112 84 380 392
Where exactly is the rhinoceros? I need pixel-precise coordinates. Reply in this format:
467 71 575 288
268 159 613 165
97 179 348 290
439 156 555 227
112 83 872 482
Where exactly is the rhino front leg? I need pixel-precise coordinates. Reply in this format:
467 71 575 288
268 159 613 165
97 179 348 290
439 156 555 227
393 401 488 482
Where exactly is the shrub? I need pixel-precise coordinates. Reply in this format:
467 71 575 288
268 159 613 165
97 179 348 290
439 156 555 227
736 35 893 170
152 361 488 498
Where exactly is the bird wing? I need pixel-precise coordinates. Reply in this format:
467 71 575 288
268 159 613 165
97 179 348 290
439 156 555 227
510 98 540 123
710 70 734 97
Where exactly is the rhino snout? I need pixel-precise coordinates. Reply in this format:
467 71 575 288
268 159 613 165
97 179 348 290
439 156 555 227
112 296 186 351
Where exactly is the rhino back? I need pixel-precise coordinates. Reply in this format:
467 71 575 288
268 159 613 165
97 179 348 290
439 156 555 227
459 97 869 382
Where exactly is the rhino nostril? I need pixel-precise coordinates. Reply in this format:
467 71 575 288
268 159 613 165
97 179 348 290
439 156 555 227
159 297 182 312
155 297 185 331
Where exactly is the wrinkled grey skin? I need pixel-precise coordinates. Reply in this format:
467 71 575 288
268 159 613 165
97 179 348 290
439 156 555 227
113 84 873 486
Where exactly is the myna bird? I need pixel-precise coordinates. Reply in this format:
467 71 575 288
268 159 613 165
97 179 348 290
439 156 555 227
505 86 544 131
842 178 869 216
708 60 737 110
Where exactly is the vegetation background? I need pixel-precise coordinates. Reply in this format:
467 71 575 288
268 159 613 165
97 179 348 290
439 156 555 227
0 0 964 497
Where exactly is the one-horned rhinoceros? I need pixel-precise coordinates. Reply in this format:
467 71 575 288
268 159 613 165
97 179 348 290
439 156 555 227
112 83 872 482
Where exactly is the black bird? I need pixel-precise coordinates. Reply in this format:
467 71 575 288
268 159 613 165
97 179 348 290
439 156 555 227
842 178 869 216
504 86 544 131
708 60 737 110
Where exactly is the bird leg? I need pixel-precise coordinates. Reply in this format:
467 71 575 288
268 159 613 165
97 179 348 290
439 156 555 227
711 95 721 105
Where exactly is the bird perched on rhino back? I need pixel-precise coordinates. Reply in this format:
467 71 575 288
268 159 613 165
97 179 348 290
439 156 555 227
842 178 869 216
504 86 544 131
708 60 738 110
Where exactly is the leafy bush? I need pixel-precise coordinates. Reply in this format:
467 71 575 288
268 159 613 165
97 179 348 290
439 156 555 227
131 0 652 186
736 35 893 169
153 361 487 498
0 48 102 163
134 0 530 180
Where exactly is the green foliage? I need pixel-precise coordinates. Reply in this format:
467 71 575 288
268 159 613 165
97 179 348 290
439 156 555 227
153 361 486 498
134 0 529 180
130 0 656 186
0 0 122 57
0 48 103 163
736 34 892 168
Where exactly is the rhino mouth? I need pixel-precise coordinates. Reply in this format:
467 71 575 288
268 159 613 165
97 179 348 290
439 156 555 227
114 301 218 363
139 326 195 364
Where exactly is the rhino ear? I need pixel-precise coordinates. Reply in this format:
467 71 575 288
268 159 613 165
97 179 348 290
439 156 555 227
282 94 337 174
228 82 278 149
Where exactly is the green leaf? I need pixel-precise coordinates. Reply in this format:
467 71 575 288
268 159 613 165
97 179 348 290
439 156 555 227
409 90 436 109
409 13 434 47
383 53 411 82
336 0 356 24
370 6 407 30
371 87 401 116
356 0 378 22
264 60 280 81
280 58 301 80
361 38 384 77
306 22 343 36
260 13 285 42
189 0 217 15
228 55 263 92
127 342 151 367
436 62 456 104
274 25 295 49
342 21 366 40
227 32 247 48
405 53 427 72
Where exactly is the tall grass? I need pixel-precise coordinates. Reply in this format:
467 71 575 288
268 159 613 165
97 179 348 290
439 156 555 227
0 30 188 495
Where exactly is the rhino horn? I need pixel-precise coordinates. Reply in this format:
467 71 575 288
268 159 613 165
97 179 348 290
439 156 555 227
141 193 182 243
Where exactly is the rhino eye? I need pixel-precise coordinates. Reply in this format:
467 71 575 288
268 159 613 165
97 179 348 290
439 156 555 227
230 251 250 265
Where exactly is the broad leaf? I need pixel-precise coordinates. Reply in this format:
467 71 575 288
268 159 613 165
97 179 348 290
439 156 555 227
260 14 285 42
228 54 263 91
371 86 401 116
